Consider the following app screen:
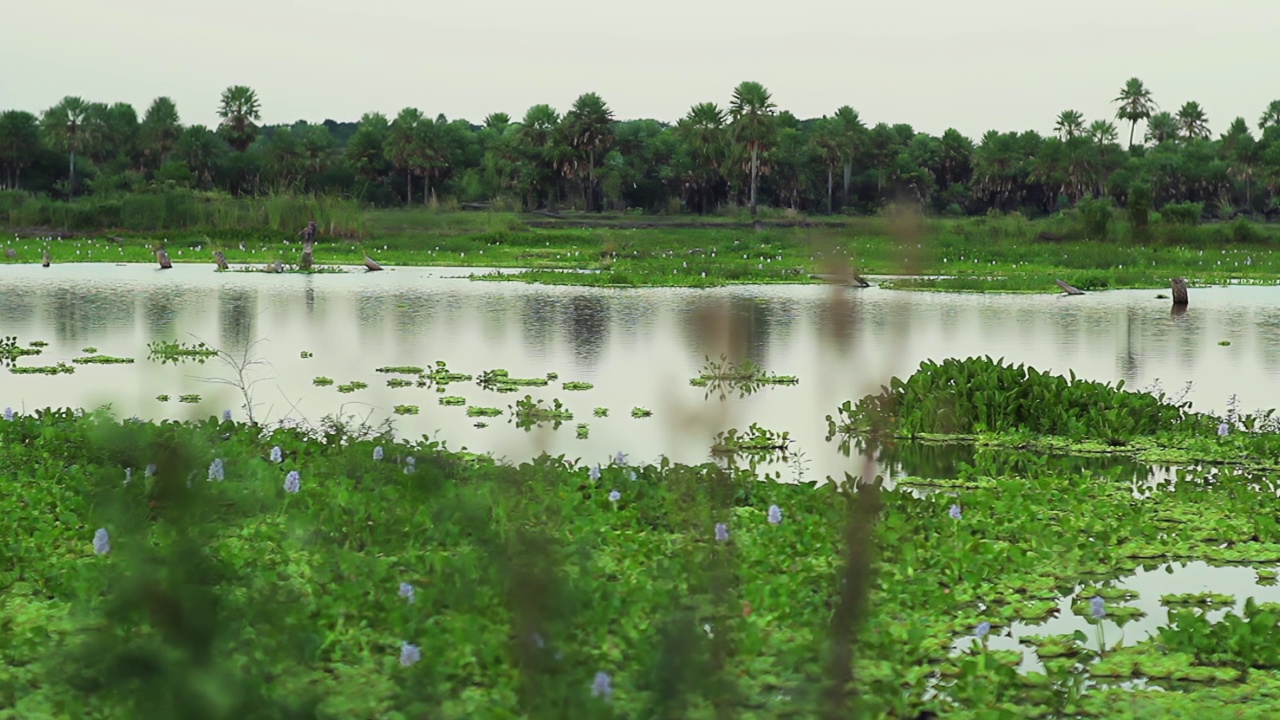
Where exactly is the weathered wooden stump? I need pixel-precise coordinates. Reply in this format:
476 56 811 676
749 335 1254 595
214 251 229 270
1171 277 1189 306
363 255 383 272
42 250 51 268
156 250 172 269
1055 279 1086 295
300 240 314 271
273 260 284 274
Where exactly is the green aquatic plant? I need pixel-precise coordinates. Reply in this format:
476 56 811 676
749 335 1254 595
300 351 313 358
72 355 135 365
439 396 466 406
178 394 201 403
377 365 425 375
478 368 549 392
9 362 74 375
155 394 170 402
0 336 42 362
386 377 414 388
562 381 594 391
1162 592 1235 607
147 339 218 364
312 376 334 386
81 346 98 354
631 407 653 418
546 371 559 381
426 360 472 386
28 340 48 348
510 395 573 430
466 406 502 417
710 423 793 455
593 407 608 417
690 354 798 399
393 405 420 415
336 381 368 394
576 423 589 439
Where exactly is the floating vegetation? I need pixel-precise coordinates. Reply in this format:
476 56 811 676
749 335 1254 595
711 423 793 455
28 340 48 348
1219 340 1232 346
1161 592 1235 607
386 378 414 388
155 394 170 402
0 336 42 362
72 355 135 365
466 406 502 417
393 405 420 416
478 368 549 393
313 376 334 386
690 355 798 399
147 340 218 364
300 351 313 359
336 381 368 394
593 407 609 417
439 396 466 406
9 363 74 375
631 407 653 418
562 381 594 391
426 361 472 387
546 371 559 381
511 395 573 430
473 421 488 428
377 365 425 375
81 346 98 354
576 423 589 439
178 394 201 404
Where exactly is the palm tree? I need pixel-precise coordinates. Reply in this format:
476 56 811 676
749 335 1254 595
811 118 842 213
563 92 615 211
832 105 864 205
388 108 424 204
483 112 511 132
1177 101 1210 140
1221 117 1259 210
729 81 777 215
410 119 445 204
517 104 562 210
0 111 41 189
41 96 95 197
1114 77 1156 149
1258 100 1280 131
175 125 225 189
217 85 262 152
141 97 182 169
675 102 729 214
1054 110 1086 140
1144 112 1179 145
1087 120 1119 145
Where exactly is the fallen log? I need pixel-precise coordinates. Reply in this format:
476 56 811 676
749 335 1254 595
1055 279 1086 295
364 255 383 272
1171 277 1189 306
213 251 229 270
809 273 872 288
156 249 172 269
42 250 50 268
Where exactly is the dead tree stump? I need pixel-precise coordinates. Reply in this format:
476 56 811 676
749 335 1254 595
156 250 172 269
363 255 383 272
1171 277 1189 306
300 240 314 271
1055 279 1086 295
42 250 51 268
214 251 229 270
272 260 284 273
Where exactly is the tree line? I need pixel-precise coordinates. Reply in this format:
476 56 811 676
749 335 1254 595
3 79 1280 219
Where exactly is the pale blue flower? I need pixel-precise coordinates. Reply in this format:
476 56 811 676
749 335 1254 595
949 504 962 520
222 410 232 422
2 407 12 421
975 621 991 638
627 470 637 482
398 582 415 603
614 451 627 465
608 489 621 503
399 642 421 666
208 458 224 482
145 463 156 478
1090 596 1106 619
92 528 110 555
767 505 782 525
373 445 384 461
591 671 612 700
715 522 729 542
270 446 283 463
284 470 300 494
403 455 415 475
1218 422 1230 437
589 464 601 481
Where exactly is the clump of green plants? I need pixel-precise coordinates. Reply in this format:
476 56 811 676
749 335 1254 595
711 423 793 455
72 355 135 365
9 362 74 375
0 335 42 362
546 371 559 381
576 423 589 439
393 405 420 415
479 368 549 393
81 346 98 354
336 381 368 394
155 394 170 402
147 340 218 364
466 406 502 417
427 360 472 385
28 340 48 348
562 381 594 391
377 365 425 375
386 378 414 388
631 407 653 418
312 376 334 386
439 396 466 406
1162 592 1235 607
510 395 573 430
300 351 313 358
178 394 201 403
690 354 798 398
593 407 609 417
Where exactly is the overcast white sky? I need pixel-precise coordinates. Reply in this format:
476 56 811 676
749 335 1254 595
3 0 1278 139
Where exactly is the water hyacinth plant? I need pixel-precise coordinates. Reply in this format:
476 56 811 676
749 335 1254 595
399 643 421 667
270 446 283 463
398 582 415 603
92 528 110 555
283 470 300 494
767 504 783 525
591 671 612 700
208 458 225 482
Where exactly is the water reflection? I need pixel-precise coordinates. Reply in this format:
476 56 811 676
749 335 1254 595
217 287 256 350
564 295 609 370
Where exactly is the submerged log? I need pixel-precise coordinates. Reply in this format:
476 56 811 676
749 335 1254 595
809 273 872 288
156 249 172 269
1171 277 1189 306
42 250 51 268
1055 279 1086 295
213 251 229 270
363 255 383 272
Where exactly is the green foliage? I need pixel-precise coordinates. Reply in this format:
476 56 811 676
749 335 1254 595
1076 198 1113 240
509 395 572 430
71 355 134 365
1162 201 1204 225
147 340 217 364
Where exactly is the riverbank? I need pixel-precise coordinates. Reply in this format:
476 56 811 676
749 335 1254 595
5 209 1280 292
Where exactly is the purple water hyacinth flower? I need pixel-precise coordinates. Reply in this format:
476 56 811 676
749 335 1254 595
591 671 613 700
283 470 300 494
589 464 602 482
715 522 729 542
92 528 110 555
399 642 421 666
145 463 157 478
373 446 384 461
270 446 283 464
627 470 637 482
608 489 621 503
222 410 232 422
403 455 415 475
1218 422 1230 437
398 582 415 603
949 504 963 520
2 407 12 421
1090 596 1106 619
767 505 782 525
208 458 224 482
975 621 991 638
615 451 627 465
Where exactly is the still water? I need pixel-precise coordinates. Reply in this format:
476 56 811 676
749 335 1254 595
2 263 1279 482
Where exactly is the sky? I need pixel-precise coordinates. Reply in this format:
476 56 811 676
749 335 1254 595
4 0 1279 140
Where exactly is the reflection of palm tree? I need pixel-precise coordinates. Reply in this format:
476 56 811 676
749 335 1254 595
564 295 610 369
1114 77 1156 149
